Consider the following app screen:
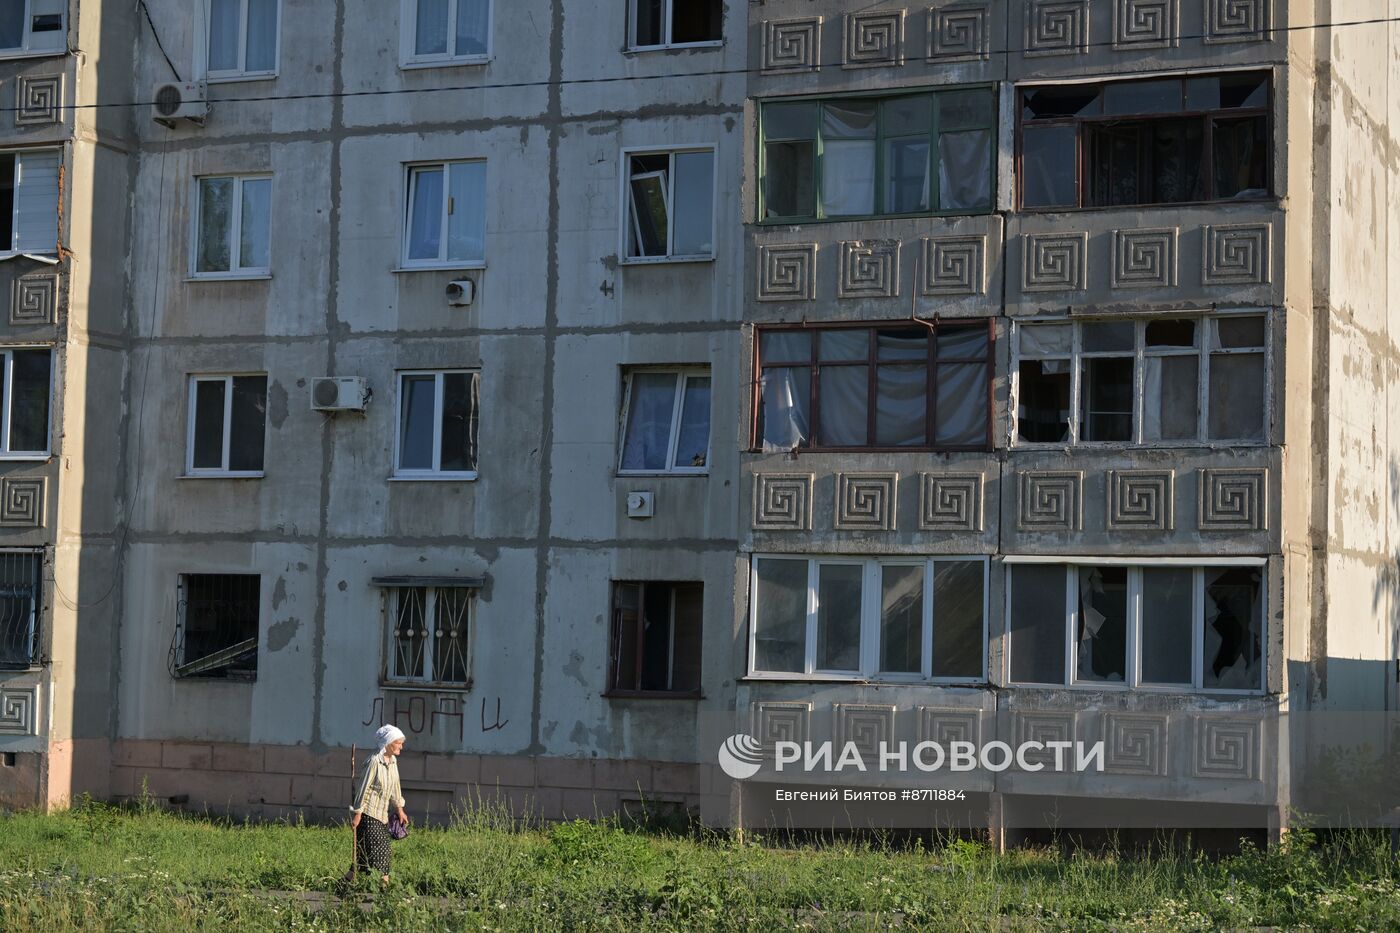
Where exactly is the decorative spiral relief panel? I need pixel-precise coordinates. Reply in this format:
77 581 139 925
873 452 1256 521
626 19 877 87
752 701 811 752
1022 233 1087 292
756 243 817 301
0 687 36 734
1103 713 1169 776
11 275 58 325
16 75 62 125
921 236 985 296
1198 468 1267 531
835 704 896 759
927 4 990 60
838 240 900 298
1112 228 1178 288
1193 716 1261 780
1204 0 1267 43
1107 470 1174 531
1014 711 1076 769
763 17 823 72
843 11 904 68
1113 0 1178 48
1203 224 1271 285
753 474 813 531
1017 471 1082 532
917 707 981 746
1025 0 1088 56
0 478 44 527
835 473 898 531
919 473 983 532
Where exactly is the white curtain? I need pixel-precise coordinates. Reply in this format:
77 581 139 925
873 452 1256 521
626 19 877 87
819 140 875 216
817 366 867 446
938 129 991 210
935 363 985 446
760 369 810 451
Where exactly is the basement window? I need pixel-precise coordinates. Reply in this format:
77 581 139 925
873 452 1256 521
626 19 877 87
0 0 65 56
0 550 42 669
623 148 714 262
174 573 260 679
186 374 267 476
394 369 479 479
384 584 474 686
206 0 279 79
402 161 486 269
608 581 702 697
619 368 710 474
192 175 271 277
0 347 52 457
403 0 491 64
0 151 59 256
1006 561 1264 692
630 0 721 49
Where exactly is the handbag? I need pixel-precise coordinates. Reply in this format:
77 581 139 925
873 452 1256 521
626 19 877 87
388 812 409 840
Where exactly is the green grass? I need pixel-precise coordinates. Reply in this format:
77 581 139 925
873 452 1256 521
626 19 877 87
0 797 1396 930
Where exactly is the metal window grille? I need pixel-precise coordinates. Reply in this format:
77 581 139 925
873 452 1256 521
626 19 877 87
173 574 260 678
388 586 472 686
0 551 42 669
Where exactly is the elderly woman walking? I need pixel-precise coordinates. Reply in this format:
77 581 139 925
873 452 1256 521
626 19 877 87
346 724 410 886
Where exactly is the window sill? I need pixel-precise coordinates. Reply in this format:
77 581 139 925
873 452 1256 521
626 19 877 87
179 472 265 480
399 57 491 71
748 446 993 456
381 680 473 693
0 48 67 62
172 672 257 683
757 209 995 226
0 454 52 462
1008 682 1265 696
186 273 273 283
604 690 704 700
1018 195 1278 214
1009 440 1268 450
0 252 60 264
204 73 278 85
617 470 709 478
742 673 986 686
619 255 716 267
625 41 724 53
389 473 479 482
392 263 485 274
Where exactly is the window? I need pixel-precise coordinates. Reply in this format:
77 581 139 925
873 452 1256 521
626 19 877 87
385 585 474 685
402 161 486 268
755 322 992 452
608 581 702 696
186 375 267 476
622 148 714 261
749 556 986 681
403 0 490 64
630 0 721 49
174 573 260 678
1019 72 1270 209
1014 313 1267 445
1006 562 1264 692
0 0 64 56
0 551 42 669
205 0 279 78
394 370 479 478
760 88 995 221
0 151 59 256
619 369 710 474
193 175 271 277
0 347 52 457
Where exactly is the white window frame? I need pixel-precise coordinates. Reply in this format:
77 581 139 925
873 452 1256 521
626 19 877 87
0 346 53 459
746 554 989 684
617 146 717 264
381 584 476 687
627 0 723 51
1003 557 1267 695
617 367 711 476
189 174 273 280
0 149 60 258
391 368 479 481
199 0 281 81
0 1 66 59
400 0 493 68
184 373 267 478
399 161 487 271
1011 310 1270 448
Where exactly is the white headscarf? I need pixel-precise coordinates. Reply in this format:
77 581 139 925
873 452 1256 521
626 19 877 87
374 724 406 754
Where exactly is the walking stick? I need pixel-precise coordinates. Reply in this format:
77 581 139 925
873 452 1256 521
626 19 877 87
347 744 358 881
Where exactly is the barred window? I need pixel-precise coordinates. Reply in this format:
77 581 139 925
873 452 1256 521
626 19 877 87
0 551 41 669
385 585 473 686
173 573 260 678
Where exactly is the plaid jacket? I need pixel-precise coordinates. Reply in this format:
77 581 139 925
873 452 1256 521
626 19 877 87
349 753 405 823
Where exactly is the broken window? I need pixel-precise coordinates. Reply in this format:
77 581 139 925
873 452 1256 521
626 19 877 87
175 573 260 678
0 551 42 669
0 0 64 55
618 368 710 474
624 149 714 260
755 322 992 452
761 87 994 221
395 370 479 477
0 151 59 256
1203 566 1262 690
194 175 271 276
1075 565 1127 683
187 374 266 475
207 0 278 77
405 0 490 63
403 161 486 268
1020 72 1270 209
0 348 51 456
750 555 986 681
630 0 721 49
1014 314 1267 446
608 581 702 695
385 585 473 685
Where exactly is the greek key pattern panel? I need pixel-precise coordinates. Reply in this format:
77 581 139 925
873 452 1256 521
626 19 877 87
752 701 812 753
921 235 986 296
1025 0 1089 56
0 478 44 527
919 473 984 532
1112 228 1178 289
927 3 991 60
1192 716 1261 780
763 17 823 72
835 704 897 760
1198 468 1267 532
835 473 898 531
838 240 900 299
1112 0 1179 48
753 473 813 531
16 74 62 125
756 243 817 301
843 11 904 68
1022 233 1087 292
0 687 37 734
1203 223 1271 285
917 707 981 746
1107 470 1174 531
1014 711 1076 769
1017 471 1083 532
1204 0 1267 44
1103 713 1169 776
10 274 58 325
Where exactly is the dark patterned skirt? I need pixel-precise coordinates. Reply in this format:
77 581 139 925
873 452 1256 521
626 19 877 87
354 815 392 875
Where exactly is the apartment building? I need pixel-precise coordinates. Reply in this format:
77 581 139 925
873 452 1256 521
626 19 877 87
0 0 1396 842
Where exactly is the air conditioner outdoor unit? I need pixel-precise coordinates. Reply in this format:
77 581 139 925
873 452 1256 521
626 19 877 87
152 81 207 127
310 376 369 412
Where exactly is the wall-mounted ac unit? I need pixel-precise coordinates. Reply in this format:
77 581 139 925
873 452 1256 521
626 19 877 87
310 376 369 412
152 82 207 127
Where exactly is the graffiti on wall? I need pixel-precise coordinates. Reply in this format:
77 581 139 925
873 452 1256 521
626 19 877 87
361 693 509 742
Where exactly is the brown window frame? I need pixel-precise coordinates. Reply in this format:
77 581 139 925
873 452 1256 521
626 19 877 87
750 319 995 453
606 580 704 699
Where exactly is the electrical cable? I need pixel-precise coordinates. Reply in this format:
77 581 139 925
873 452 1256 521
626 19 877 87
135 0 182 83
